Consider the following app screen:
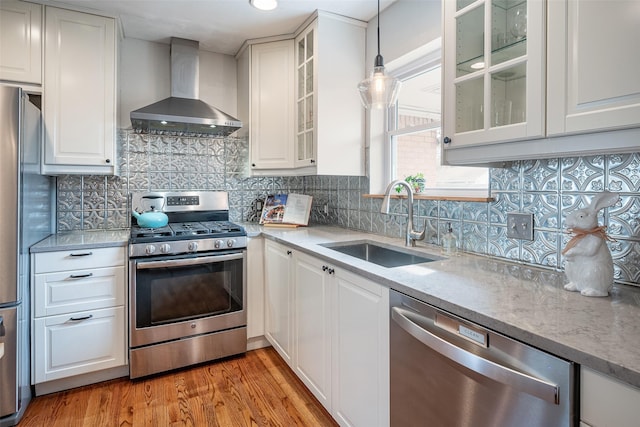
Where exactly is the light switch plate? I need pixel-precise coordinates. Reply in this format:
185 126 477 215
507 212 534 240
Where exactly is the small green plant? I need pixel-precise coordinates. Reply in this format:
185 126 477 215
395 173 426 194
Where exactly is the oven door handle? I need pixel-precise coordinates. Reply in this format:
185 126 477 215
136 253 244 269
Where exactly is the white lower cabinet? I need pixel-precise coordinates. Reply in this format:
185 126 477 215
332 268 389 427
247 237 265 343
264 240 389 426
580 366 640 427
294 252 332 408
264 240 294 365
31 246 127 390
33 306 125 383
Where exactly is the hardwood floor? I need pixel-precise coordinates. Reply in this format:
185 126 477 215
18 347 338 427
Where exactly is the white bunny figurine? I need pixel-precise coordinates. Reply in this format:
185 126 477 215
563 191 620 297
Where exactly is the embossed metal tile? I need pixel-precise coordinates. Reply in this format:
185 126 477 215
522 193 561 230
522 231 560 268
488 225 520 260
608 195 640 239
490 163 521 191
608 152 640 193
560 156 606 192
522 159 560 192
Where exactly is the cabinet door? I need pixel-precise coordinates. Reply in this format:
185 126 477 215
294 23 316 168
547 0 640 136
263 241 294 365
247 237 265 339
332 269 389 427
250 40 295 170
294 252 332 410
580 366 640 427
33 306 126 383
442 0 545 148
43 7 116 173
0 0 42 84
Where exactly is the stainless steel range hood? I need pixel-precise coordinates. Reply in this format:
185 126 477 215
130 38 242 137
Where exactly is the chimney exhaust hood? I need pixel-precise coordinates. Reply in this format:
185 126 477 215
130 38 242 137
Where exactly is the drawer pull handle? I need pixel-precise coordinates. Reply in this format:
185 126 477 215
69 252 93 257
69 273 93 279
69 314 93 322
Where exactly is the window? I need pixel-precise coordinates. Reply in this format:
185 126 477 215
386 45 489 197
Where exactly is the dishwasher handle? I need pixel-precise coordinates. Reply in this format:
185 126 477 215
391 306 560 405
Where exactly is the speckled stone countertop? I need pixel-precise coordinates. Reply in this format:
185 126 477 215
30 229 130 253
250 224 640 390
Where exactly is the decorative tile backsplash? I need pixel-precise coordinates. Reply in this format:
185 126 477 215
56 131 639 286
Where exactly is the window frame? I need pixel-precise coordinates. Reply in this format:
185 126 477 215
384 40 490 198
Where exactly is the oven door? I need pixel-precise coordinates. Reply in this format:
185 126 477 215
130 250 246 348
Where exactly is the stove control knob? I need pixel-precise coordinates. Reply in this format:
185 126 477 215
145 245 156 255
160 243 171 254
188 241 199 252
226 239 235 248
215 239 224 249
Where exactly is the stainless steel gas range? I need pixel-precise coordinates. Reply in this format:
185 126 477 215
128 191 247 379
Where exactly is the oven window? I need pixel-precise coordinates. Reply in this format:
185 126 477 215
135 255 243 327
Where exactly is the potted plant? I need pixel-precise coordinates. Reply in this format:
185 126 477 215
396 173 426 194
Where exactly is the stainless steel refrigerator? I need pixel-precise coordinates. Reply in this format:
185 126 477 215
0 85 53 426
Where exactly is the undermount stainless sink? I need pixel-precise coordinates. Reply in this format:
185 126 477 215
321 240 441 268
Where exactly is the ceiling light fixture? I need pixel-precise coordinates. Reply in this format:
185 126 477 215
357 0 401 109
250 0 277 11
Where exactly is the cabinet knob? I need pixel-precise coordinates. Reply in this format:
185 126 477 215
322 265 327 271
252 163 256 167
286 250 292 255
310 159 316 164
443 137 451 144
105 159 111 163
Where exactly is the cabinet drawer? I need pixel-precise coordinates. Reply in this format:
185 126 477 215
33 306 126 383
34 247 125 273
34 266 125 317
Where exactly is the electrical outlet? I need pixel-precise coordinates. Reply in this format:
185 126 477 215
507 212 534 240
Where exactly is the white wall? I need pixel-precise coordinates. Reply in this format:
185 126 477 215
366 0 442 193
118 38 238 129
365 0 441 72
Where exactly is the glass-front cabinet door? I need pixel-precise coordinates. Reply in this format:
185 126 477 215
295 23 316 167
443 0 544 149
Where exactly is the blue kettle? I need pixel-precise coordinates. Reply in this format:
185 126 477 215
132 209 168 228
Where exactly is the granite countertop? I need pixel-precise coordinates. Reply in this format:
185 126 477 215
30 229 130 253
253 224 640 390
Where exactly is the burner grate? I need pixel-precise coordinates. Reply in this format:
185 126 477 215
131 225 174 239
170 222 210 236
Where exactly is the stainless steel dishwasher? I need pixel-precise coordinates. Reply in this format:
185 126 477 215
390 290 577 427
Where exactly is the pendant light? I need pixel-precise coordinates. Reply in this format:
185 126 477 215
357 0 401 109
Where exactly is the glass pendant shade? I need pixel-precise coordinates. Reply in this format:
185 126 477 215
358 65 402 109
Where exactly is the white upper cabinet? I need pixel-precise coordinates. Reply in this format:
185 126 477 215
0 0 42 85
239 11 366 176
546 0 640 136
443 0 545 148
42 6 116 175
295 13 366 176
443 0 640 166
241 39 296 171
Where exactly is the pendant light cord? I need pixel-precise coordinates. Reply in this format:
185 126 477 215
375 0 383 67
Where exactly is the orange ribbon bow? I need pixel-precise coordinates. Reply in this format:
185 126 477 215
562 225 615 255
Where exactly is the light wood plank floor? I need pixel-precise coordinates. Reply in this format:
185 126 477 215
18 347 338 427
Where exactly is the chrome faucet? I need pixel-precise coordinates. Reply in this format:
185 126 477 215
381 179 426 247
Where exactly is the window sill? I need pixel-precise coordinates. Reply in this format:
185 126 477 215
363 192 494 203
